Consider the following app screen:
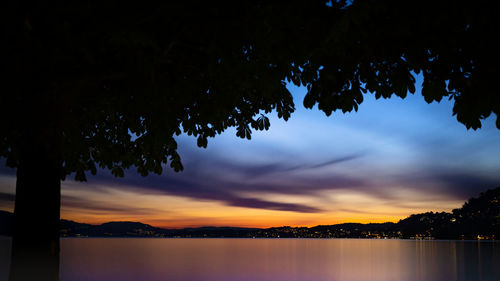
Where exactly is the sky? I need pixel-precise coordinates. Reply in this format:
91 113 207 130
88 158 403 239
1 76 500 228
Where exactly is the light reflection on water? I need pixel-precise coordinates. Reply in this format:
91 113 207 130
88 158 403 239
1 238 500 281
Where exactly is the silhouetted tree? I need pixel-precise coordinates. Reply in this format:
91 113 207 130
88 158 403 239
1 1 499 280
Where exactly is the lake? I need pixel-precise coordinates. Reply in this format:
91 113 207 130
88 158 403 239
1 237 499 281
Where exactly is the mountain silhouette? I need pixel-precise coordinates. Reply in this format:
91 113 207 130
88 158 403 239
1 187 499 239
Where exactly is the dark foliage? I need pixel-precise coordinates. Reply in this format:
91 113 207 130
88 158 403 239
1 0 499 181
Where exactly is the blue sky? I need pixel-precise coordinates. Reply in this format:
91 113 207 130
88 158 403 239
171 77 500 202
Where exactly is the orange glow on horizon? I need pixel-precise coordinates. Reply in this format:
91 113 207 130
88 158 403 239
0 175 464 230
59 182 460 229
60 214 403 229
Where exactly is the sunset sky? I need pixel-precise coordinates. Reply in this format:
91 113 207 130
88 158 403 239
1 75 500 229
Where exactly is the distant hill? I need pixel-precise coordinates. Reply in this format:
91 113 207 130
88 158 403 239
396 187 500 239
1 186 499 239
60 220 170 237
452 187 500 238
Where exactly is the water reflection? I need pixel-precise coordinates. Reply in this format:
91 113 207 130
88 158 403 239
1 238 499 281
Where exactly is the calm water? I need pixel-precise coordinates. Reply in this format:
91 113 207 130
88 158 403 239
1 237 500 281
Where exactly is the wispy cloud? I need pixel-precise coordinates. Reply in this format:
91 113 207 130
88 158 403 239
61 194 160 215
218 153 364 178
73 153 371 214
65 144 500 217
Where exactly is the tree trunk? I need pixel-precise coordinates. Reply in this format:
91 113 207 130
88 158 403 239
9 114 62 280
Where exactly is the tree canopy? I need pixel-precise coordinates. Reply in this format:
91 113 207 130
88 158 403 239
2 0 499 181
